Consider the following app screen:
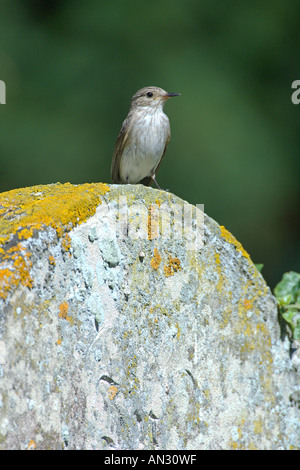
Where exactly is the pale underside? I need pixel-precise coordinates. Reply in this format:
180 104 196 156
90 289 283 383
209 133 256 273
112 108 171 185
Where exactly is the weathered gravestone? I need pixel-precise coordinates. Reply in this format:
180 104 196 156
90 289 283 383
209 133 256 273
0 183 299 449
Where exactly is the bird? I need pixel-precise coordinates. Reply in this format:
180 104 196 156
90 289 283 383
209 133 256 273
111 86 180 189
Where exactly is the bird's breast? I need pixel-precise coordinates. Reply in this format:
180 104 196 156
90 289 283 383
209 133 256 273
119 110 170 183
130 111 170 156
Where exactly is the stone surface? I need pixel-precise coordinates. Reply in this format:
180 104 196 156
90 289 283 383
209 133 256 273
0 182 299 450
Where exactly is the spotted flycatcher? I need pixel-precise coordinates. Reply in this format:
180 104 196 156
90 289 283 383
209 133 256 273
111 86 180 189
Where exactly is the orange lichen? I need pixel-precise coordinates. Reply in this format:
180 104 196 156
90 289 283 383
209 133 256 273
0 182 109 242
243 299 253 310
59 301 69 319
27 439 37 450
176 322 181 339
59 301 69 318
48 255 56 266
220 225 250 260
0 182 110 300
164 254 181 277
0 244 33 299
150 248 162 270
108 385 118 400
61 233 72 253
0 268 14 299
215 253 221 265
58 301 74 326
17 228 34 240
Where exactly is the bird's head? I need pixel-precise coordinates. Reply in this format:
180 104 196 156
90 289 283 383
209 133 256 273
130 86 180 111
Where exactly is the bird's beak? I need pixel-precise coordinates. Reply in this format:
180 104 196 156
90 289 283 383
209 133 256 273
163 92 180 99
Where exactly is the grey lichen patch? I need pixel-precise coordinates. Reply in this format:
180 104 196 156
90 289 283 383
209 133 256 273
88 226 98 243
0 183 299 450
99 239 120 267
180 273 199 304
87 292 104 326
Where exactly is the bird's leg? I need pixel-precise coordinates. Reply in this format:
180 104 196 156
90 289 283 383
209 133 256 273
151 175 162 190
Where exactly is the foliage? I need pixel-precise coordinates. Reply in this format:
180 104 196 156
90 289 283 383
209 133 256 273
255 264 264 273
274 272 300 340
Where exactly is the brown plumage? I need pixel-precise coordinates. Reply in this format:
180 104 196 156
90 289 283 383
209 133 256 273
111 86 179 189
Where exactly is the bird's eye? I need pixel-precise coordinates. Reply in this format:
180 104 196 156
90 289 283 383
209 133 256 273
146 92 153 98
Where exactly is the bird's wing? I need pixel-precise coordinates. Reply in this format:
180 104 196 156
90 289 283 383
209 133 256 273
111 115 132 183
153 130 171 176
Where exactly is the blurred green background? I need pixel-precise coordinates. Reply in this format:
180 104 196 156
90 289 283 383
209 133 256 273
0 0 299 288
